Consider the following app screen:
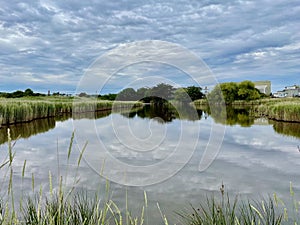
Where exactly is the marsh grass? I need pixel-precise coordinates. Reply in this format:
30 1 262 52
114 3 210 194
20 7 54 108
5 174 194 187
258 102 300 122
177 195 284 225
176 182 300 225
194 98 300 122
0 97 143 125
233 98 300 122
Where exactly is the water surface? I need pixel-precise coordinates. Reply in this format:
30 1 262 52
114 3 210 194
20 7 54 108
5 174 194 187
0 104 300 224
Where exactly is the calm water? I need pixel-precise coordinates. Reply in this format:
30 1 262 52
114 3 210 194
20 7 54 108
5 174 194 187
1 104 300 224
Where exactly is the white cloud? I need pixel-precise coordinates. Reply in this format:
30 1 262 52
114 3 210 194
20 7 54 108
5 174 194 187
0 0 299 93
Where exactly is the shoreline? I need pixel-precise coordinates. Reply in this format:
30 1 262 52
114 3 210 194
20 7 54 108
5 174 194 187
193 98 300 123
1 97 300 126
0 97 143 126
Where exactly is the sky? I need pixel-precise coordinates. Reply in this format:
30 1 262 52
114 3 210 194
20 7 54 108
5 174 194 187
0 0 299 94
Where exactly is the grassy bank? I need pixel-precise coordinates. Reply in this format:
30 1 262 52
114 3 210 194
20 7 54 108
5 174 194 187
0 97 142 125
193 98 300 123
193 99 209 106
250 99 300 122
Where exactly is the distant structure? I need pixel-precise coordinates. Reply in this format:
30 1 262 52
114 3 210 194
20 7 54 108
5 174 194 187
273 85 300 98
253 81 271 96
203 86 209 95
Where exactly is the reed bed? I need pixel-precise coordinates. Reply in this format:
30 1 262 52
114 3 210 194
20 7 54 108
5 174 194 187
193 99 209 106
251 99 300 122
0 98 143 125
0 99 70 125
193 98 300 122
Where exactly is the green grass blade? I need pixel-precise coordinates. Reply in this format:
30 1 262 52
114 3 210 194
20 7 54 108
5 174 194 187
77 141 88 166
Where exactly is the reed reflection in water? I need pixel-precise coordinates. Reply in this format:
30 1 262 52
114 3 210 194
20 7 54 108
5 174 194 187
0 104 299 147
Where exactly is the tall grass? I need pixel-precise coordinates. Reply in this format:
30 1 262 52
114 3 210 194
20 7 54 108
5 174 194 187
177 186 284 225
253 102 300 122
194 98 300 122
193 99 209 106
178 182 300 225
0 97 143 125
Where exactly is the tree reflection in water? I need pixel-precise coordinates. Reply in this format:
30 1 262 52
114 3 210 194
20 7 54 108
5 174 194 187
0 104 299 145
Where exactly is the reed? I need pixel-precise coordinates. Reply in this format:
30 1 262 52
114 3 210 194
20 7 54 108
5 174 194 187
193 99 209 107
193 98 300 122
177 187 283 225
251 99 300 122
0 98 143 125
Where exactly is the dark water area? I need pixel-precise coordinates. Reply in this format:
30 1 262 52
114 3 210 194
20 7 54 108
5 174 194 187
0 104 300 224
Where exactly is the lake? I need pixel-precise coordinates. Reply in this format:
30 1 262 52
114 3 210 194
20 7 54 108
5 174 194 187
0 104 300 224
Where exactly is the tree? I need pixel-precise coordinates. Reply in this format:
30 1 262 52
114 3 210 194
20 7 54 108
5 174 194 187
207 81 261 104
78 92 88 97
98 93 117 100
237 81 261 101
136 87 149 100
24 88 34 96
207 83 237 104
11 90 25 98
221 82 239 103
143 83 174 104
185 86 204 101
149 83 175 102
117 88 138 101
207 84 223 103
174 88 191 103
141 88 153 103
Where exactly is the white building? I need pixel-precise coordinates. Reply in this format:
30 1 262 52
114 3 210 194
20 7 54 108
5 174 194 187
273 85 300 98
253 81 271 95
273 91 287 98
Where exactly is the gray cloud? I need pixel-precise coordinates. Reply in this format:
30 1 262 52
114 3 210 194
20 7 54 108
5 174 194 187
0 0 299 93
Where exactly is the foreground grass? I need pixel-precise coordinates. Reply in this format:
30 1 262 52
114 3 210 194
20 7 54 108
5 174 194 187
0 96 142 125
178 197 283 225
19 191 149 225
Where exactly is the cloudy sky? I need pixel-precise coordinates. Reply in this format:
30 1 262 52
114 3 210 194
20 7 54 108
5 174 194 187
0 0 299 94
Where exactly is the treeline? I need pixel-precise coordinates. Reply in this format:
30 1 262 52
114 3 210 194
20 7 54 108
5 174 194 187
1 81 266 105
207 80 266 104
0 88 45 98
115 81 266 104
115 83 204 103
